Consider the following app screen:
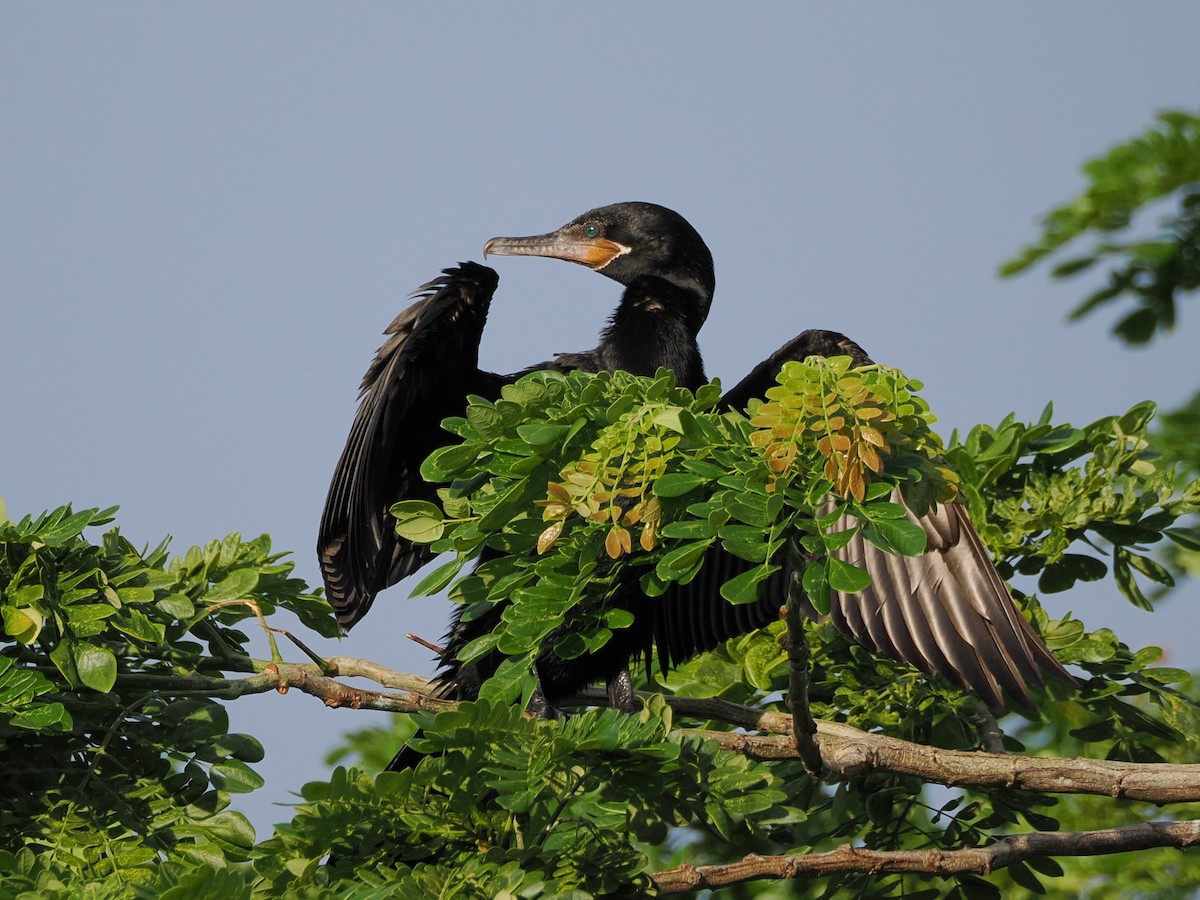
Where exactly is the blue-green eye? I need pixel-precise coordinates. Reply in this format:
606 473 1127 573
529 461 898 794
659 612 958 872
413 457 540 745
583 224 600 239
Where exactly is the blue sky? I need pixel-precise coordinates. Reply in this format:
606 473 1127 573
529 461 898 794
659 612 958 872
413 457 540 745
4 5 1199 837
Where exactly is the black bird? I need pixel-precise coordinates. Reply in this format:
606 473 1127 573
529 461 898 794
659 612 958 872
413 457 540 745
318 202 1072 715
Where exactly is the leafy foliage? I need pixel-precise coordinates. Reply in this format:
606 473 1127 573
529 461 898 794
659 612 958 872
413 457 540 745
6 345 1199 896
368 363 1196 897
1001 110 1200 344
393 360 949 704
0 505 331 895
7 109 1200 894
254 695 799 898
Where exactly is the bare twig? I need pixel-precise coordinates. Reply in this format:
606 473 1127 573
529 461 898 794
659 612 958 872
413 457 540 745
651 819 1200 893
406 632 445 655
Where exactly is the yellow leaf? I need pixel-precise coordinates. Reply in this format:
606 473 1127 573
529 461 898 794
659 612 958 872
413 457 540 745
860 443 882 474
640 525 657 551
540 502 570 520
605 527 623 559
537 521 564 554
619 526 632 555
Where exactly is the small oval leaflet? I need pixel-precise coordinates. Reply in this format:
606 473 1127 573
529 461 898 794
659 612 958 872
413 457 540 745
390 500 447 544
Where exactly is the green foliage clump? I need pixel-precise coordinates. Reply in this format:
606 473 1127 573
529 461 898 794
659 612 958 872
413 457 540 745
4 353 1200 897
0 505 332 895
255 695 798 898
391 359 946 705
1002 110 1200 344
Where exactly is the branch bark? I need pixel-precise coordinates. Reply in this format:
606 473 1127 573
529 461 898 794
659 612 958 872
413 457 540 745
651 819 1200 893
698 722 1200 804
45 661 1200 805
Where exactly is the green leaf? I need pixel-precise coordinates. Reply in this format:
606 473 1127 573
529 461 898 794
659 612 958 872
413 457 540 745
49 640 79 686
1142 667 1190 685
465 402 507 439
1113 551 1153 611
1125 552 1174 587
478 477 532 533
38 508 98 545
1 606 43 644
515 421 570 447
478 654 536 706
870 518 927 556
425 445 479 482
210 759 265 793
411 556 467 598
206 568 260 602
720 564 780 605
390 500 447 543
1164 527 1200 551
1049 255 1097 277
10 701 72 730
76 644 118 693
801 561 830 616
158 592 196 619
659 518 715 540
655 540 712 582
652 473 709 498
826 557 873 593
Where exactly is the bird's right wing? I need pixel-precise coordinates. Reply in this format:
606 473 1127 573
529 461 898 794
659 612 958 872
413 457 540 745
318 262 504 631
648 328 1074 712
815 489 1073 712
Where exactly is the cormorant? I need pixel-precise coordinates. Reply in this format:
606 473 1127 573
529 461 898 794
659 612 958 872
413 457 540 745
318 202 1072 715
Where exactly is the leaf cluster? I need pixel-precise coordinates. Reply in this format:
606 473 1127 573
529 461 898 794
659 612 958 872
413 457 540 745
1001 110 1200 344
945 400 1199 611
250 695 801 898
391 360 947 702
0 505 333 893
3 381 1200 896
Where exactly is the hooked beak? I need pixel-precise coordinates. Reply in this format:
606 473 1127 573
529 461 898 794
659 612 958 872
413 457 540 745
483 231 630 270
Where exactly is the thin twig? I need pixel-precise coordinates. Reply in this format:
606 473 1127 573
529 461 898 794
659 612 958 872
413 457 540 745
785 531 823 777
406 632 445 655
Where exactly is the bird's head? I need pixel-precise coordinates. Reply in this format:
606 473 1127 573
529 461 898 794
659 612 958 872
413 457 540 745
484 201 716 324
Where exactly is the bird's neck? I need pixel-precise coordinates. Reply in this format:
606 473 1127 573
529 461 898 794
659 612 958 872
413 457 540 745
600 276 708 389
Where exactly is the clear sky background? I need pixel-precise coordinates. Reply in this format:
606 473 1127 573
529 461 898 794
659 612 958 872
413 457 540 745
4 6 1199 838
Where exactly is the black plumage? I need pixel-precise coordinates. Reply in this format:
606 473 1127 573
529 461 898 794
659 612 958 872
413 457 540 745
318 201 1073 715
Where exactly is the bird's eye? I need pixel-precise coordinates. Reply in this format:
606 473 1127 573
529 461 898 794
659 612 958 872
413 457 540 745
583 224 601 239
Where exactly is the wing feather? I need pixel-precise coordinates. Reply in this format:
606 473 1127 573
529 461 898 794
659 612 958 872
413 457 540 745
318 262 502 630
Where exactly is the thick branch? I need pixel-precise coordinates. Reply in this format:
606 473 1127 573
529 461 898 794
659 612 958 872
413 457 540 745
701 721 1200 805
41 662 1200 805
651 819 1200 893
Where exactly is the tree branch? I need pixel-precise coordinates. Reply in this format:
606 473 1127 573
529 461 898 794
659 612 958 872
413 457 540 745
786 531 823 777
651 819 1200 893
699 722 1200 804
44 660 455 715
39 660 1200 805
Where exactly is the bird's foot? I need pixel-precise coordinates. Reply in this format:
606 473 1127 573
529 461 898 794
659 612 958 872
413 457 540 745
607 669 640 714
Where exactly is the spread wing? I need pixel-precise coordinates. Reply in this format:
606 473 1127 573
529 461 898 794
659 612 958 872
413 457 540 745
652 328 1072 711
818 489 1070 711
318 262 504 630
